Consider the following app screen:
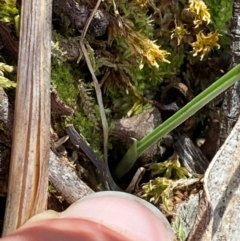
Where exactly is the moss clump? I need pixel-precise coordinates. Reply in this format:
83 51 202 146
0 0 18 23
51 60 104 156
50 0 232 161
0 62 16 88
204 0 233 31
0 0 19 34
204 0 233 48
51 60 80 106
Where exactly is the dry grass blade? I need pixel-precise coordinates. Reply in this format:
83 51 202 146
79 0 121 190
79 0 109 164
2 0 52 235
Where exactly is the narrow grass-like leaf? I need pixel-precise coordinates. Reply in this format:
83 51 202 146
113 138 138 179
114 64 240 178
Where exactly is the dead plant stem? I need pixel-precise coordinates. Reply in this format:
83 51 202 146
79 1 122 190
79 0 109 164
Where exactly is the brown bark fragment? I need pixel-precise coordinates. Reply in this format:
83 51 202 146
49 151 94 204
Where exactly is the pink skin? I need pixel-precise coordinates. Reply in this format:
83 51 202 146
2 219 137 241
1 192 174 241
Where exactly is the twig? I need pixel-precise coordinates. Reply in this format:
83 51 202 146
49 150 94 204
50 87 74 115
125 167 146 193
66 126 108 188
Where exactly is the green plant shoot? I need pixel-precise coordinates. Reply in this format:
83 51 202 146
113 64 240 179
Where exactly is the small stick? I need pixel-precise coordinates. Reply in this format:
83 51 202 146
49 150 94 204
3 0 52 235
66 126 121 191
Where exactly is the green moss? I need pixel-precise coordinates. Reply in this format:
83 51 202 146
98 1 187 117
51 60 80 107
0 62 16 88
50 0 232 159
71 112 104 159
105 46 184 117
204 0 233 49
0 0 18 23
51 60 105 157
205 0 233 31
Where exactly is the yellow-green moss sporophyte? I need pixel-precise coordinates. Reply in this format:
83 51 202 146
113 64 240 179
